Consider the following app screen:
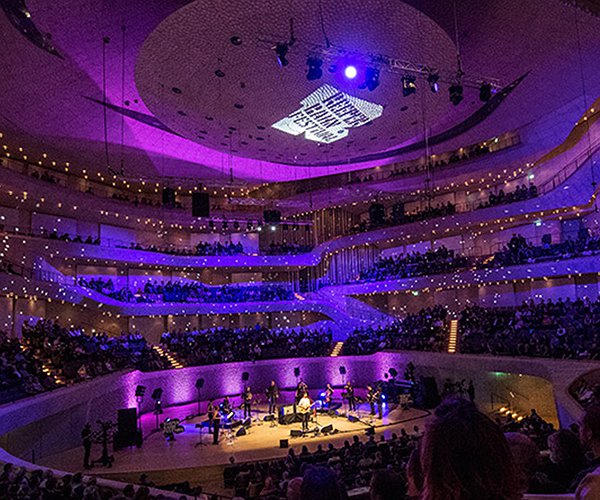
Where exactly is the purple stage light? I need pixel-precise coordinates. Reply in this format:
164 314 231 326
344 65 357 79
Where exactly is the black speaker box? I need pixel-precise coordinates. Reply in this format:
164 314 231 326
290 429 304 438
320 424 333 434
263 414 275 422
117 408 137 436
236 427 247 437
192 192 210 217
347 415 359 423
280 439 289 448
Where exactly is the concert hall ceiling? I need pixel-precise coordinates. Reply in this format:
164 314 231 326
0 0 599 183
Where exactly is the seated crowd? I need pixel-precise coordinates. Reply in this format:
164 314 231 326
353 202 456 234
47 230 101 245
487 232 600 268
342 306 448 355
78 278 295 303
160 325 332 365
0 465 184 500
120 240 245 257
358 246 469 282
221 398 600 499
0 329 56 404
478 182 538 209
265 242 314 255
459 298 600 359
22 319 168 381
355 231 600 283
344 298 600 361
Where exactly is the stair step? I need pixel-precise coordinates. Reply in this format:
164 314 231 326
153 345 184 369
448 319 459 354
330 341 344 357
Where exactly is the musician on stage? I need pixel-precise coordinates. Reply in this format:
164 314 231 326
295 379 308 404
297 391 312 432
221 395 232 416
207 399 216 432
266 380 279 415
212 412 221 445
324 383 334 409
344 381 356 412
242 386 253 419
376 385 384 419
367 385 377 416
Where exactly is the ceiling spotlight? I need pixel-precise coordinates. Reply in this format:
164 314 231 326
427 73 440 93
306 57 323 81
274 42 289 67
344 65 358 79
360 67 380 91
401 76 416 97
449 83 463 106
479 82 492 102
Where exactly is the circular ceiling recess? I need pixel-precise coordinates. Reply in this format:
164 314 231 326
135 0 457 166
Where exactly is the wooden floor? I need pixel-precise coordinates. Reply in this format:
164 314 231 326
40 397 430 492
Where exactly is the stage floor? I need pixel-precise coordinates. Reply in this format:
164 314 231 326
40 397 429 480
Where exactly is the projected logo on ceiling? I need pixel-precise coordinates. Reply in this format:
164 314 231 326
272 84 384 144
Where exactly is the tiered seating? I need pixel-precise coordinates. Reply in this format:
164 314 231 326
160 326 333 366
78 279 295 303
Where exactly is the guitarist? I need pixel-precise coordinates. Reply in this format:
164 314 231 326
297 391 313 432
266 380 279 415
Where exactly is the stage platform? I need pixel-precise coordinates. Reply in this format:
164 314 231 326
39 393 429 487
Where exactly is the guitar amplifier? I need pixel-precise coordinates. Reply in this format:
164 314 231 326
280 404 296 416
279 404 297 425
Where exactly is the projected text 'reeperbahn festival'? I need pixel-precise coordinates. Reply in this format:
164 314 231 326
272 84 384 143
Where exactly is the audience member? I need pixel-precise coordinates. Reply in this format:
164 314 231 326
419 398 521 500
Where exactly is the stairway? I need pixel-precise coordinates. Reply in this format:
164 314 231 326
20 345 65 385
152 345 185 369
448 319 459 353
330 341 344 357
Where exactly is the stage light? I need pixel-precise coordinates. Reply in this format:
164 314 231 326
306 57 323 81
274 42 289 67
479 82 492 102
449 83 463 105
270 225 277 231
427 73 439 93
401 76 416 96
360 67 380 91
344 65 357 79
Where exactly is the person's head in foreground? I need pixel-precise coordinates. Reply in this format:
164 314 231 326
300 465 345 500
419 398 521 500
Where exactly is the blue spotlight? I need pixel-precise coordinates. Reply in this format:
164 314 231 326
344 65 358 79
